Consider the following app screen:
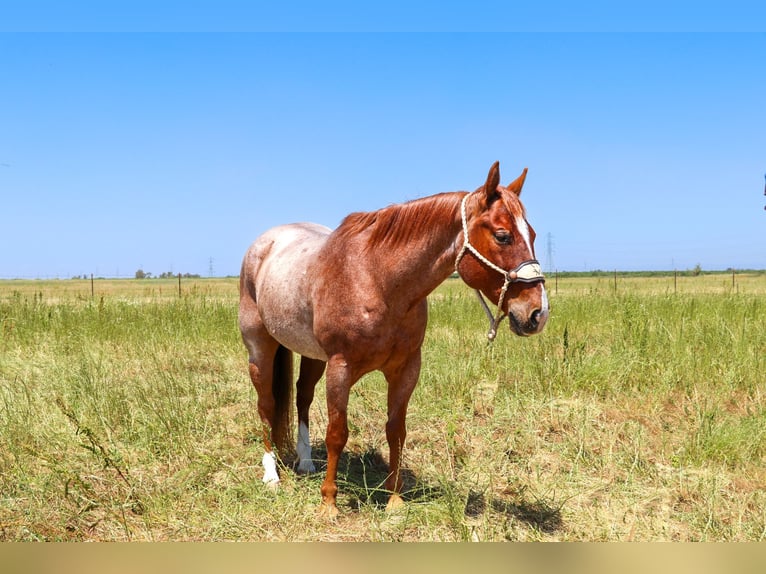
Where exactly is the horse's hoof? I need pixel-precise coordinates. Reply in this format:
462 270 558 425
318 501 339 521
385 494 405 512
263 478 280 492
296 460 317 474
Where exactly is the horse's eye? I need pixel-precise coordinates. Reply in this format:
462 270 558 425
494 231 511 245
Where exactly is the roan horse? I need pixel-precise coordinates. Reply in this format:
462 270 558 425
239 161 549 517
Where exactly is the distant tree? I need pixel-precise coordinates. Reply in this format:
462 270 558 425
692 264 702 277
135 269 147 279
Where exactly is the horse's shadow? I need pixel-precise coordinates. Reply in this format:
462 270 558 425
291 444 564 534
294 443 444 510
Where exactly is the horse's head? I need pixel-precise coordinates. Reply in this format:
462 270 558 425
456 162 549 338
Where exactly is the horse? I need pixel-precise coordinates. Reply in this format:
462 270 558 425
238 161 549 518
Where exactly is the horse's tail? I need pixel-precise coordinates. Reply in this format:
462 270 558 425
271 344 295 457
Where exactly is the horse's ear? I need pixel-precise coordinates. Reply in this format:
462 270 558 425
482 161 501 203
506 167 528 196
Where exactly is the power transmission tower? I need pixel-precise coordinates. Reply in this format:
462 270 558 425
545 232 555 274
208 257 214 278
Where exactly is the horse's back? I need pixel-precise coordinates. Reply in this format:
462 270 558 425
240 222 331 361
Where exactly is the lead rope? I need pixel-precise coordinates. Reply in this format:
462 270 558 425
455 192 544 342
455 193 511 342
480 275 511 341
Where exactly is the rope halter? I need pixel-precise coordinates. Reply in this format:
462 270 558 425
455 192 545 341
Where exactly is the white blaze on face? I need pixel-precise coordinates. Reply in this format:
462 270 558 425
540 283 550 324
515 214 534 255
296 421 316 474
514 210 549 332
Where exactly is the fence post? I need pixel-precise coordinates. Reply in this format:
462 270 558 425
178 273 182 297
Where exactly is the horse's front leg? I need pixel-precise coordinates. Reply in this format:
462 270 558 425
382 348 422 511
319 355 356 518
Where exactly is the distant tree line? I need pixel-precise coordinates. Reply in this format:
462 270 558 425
134 269 201 279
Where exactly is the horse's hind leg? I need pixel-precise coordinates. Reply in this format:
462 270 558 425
240 301 282 486
247 342 283 486
295 357 326 474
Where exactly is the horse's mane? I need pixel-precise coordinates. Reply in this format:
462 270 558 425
335 192 463 251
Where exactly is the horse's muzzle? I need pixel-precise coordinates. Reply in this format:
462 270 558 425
507 285 549 336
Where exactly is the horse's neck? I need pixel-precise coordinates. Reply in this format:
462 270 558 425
374 197 463 302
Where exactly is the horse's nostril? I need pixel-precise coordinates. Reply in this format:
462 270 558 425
530 309 541 328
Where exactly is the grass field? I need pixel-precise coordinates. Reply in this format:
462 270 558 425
1 273 765 541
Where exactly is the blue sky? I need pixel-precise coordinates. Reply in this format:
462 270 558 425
1 9 765 277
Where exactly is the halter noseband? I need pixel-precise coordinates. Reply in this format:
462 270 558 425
455 192 545 341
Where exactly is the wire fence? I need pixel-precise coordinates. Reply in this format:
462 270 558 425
2 269 764 303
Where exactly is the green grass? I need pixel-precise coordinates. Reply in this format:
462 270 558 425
1 274 765 540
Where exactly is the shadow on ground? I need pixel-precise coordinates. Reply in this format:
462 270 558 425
294 442 445 511
290 443 564 535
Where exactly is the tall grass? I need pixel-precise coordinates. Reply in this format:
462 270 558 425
1 275 765 540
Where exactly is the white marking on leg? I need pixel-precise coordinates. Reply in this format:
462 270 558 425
262 451 280 485
296 421 316 474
